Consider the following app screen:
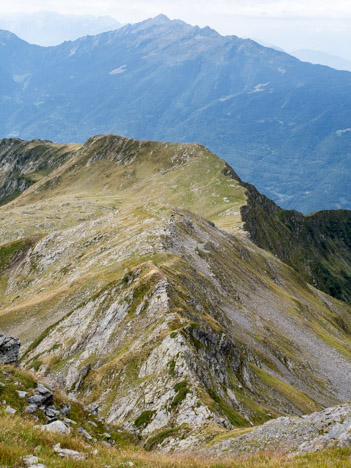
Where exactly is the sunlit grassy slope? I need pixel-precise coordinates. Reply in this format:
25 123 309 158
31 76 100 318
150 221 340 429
1 135 246 240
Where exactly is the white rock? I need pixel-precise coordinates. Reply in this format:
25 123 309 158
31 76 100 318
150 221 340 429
5 405 16 414
78 426 93 440
41 420 70 434
63 417 77 425
53 443 86 460
23 455 39 466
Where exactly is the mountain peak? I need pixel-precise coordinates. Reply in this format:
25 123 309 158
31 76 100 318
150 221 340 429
153 13 170 22
143 14 171 26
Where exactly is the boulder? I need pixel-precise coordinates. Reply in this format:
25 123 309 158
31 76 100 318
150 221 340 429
44 406 60 421
0 334 21 364
41 420 70 434
53 443 86 460
78 426 93 440
60 403 71 416
23 454 39 466
5 405 16 414
27 394 45 405
25 404 38 414
27 389 53 407
37 384 52 395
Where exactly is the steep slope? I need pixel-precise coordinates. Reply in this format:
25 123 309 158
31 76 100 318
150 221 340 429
0 138 80 205
1 16 351 212
241 183 351 305
1 135 351 449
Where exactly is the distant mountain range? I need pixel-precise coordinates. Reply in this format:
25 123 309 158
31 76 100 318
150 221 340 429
0 11 121 46
292 49 351 72
0 14 351 213
253 42 351 72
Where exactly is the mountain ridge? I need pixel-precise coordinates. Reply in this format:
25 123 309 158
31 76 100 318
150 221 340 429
1 135 351 452
1 16 351 212
1 134 351 307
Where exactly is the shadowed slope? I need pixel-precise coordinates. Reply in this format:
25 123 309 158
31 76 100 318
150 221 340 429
0 138 80 206
241 183 351 305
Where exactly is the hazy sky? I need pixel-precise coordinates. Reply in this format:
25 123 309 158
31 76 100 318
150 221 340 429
1 0 350 58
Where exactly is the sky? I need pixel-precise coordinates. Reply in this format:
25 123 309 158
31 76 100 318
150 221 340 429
0 0 350 59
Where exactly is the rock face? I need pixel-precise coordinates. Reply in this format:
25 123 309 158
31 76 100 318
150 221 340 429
0 334 21 364
205 402 351 457
20 206 351 441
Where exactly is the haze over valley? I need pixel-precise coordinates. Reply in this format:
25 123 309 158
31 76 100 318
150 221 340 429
1 15 351 213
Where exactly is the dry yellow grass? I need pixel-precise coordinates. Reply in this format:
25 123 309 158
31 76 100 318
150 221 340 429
1 411 351 468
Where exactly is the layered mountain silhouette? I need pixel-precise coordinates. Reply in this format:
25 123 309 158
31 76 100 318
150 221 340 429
0 15 351 213
0 11 121 46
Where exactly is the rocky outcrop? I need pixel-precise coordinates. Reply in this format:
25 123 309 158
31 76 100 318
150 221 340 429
0 363 138 464
0 334 21 364
25 383 63 422
205 402 351 457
